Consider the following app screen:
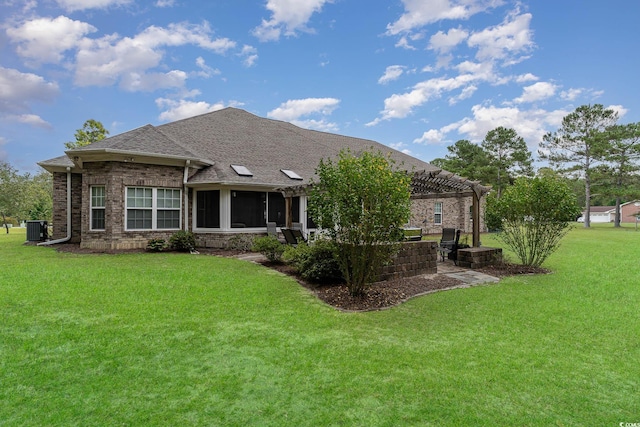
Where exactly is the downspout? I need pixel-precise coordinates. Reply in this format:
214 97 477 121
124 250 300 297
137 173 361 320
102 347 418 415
39 167 72 245
183 160 190 231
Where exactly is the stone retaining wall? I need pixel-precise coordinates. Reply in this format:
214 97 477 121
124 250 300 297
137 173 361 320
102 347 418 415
378 240 437 281
457 247 502 269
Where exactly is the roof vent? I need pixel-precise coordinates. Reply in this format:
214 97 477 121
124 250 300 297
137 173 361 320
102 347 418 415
231 164 253 177
281 169 303 180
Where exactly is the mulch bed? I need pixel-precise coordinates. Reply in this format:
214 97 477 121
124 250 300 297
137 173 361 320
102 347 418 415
48 243 548 312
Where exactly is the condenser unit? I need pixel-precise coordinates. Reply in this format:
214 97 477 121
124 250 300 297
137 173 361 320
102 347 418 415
26 221 48 242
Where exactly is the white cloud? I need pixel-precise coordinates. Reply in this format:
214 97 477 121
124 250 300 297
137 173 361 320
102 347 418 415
267 98 340 131
156 98 243 122
395 36 417 50
467 12 534 64
389 141 412 155
155 0 176 7
6 16 97 65
5 114 53 129
194 57 221 78
0 67 59 114
414 129 444 144
268 98 340 121
516 73 538 83
74 22 236 90
239 45 258 67
55 0 132 12
378 65 406 84
449 85 477 105
428 27 469 54
444 104 570 149
253 0 332 42
608 104 628 118
513 81 557 104
387 0 503 35
368 64 496 124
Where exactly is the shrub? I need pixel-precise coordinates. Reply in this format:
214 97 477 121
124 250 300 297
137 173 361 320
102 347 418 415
252 235 285 263
226 234 255 251
146 238 167 252
308 148 411 295
169 230 196 252
492 176 581 267
283 239 342 284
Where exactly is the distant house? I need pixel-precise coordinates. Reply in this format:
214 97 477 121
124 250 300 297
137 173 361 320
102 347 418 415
39 108 489 250
578 200 640 223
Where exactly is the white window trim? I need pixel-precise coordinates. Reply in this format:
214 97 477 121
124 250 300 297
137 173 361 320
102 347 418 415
434 202 443 225
193 188 310 233
125 187 181 231
90 185 106 231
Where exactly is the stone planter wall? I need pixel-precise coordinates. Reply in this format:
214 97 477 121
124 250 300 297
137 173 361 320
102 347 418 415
378 240 437 281
457 247 502 269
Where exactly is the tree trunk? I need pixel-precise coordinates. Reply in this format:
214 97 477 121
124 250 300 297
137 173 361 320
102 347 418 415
584 174 591 228
615 196 621 227
1 212 8 234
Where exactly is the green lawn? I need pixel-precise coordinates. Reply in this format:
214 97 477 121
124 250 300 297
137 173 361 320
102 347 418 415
1 226 639 426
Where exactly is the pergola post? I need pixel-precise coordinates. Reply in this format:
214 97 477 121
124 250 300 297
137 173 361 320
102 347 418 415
285 196 293 228
472 191 481 247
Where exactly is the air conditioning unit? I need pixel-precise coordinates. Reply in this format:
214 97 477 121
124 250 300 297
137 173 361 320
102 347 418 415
26 221 48 242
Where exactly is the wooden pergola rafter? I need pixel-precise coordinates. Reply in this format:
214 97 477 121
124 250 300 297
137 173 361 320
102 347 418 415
279 168 491 247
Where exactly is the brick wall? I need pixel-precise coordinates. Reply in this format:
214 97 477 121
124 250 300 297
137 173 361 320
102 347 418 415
378 240 437 281
80 162 185 250
51 172 82 242
409 195 486 236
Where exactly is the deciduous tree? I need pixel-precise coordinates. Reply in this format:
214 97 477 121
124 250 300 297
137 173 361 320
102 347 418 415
65 119 109 149
308 149 411 296
430 139 495 184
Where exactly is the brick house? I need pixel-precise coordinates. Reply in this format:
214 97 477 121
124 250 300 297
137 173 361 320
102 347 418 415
39 108 488 250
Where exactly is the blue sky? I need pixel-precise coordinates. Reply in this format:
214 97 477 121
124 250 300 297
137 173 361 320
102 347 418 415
2 0 639 173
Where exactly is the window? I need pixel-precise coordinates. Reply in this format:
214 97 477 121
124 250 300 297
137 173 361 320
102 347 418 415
434 202 443 225
90 186 105 230
157 189 181 229
196 190 220 228
126 187 181 230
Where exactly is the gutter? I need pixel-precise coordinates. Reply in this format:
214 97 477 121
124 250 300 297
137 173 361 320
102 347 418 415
39 168 72 246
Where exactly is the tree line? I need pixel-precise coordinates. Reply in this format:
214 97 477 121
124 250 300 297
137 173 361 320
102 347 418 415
431 104 640 227
0 119 109 233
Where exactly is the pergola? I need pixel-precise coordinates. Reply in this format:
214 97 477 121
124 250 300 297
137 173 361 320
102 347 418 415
280 169 491 248
411 169 491 247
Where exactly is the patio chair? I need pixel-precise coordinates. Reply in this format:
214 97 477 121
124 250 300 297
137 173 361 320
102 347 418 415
281 228 300 245
291 229 306 244
437 228 461 264
267 222 277 237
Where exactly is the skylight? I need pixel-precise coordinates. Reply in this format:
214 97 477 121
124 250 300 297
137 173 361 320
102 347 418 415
231 164 253 177
281 169 303 180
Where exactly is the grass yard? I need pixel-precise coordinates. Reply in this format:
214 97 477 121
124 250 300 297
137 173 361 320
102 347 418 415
1 226 639 426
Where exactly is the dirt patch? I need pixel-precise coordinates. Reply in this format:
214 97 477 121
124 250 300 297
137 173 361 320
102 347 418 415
476 263 550 277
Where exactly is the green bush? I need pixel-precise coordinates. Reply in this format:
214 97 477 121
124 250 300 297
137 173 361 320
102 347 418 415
146 238 167 252
169 230 196 252
226 234 255 251
252 235 285 263
284 239 342 284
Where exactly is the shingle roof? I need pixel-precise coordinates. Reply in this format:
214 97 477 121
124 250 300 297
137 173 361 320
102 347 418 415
40 107 441 187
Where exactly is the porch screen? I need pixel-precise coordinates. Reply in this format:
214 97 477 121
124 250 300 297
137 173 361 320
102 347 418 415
231 191 266 228
266 193 300 227
196 190 220 228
